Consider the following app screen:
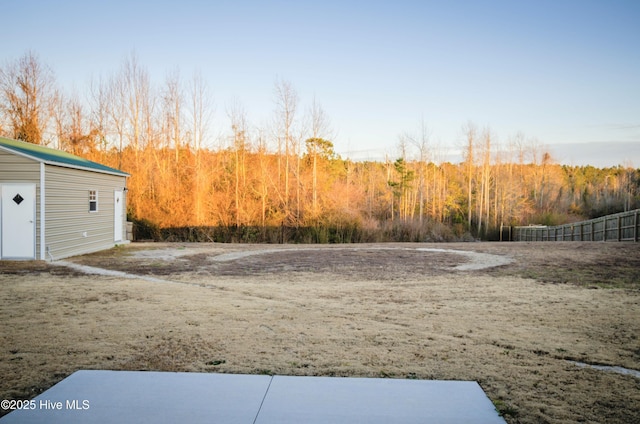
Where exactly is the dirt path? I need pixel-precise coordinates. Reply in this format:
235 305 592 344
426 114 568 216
206 246 513 271
1 242 639 423
54 261 189 285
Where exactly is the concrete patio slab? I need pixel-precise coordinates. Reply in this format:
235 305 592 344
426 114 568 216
0 371 271 424
0 371 505 423
256 376 505 424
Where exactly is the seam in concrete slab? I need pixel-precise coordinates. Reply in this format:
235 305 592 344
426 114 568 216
253 376 274 424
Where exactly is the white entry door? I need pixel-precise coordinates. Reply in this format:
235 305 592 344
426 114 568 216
114 190 123 242
1 184 36 259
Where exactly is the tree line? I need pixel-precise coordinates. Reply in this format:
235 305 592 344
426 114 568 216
1 51 638 241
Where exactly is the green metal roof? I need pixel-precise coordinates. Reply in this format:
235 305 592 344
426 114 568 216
0 137 129 177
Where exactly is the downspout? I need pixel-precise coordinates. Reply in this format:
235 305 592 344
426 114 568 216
40 162 46 261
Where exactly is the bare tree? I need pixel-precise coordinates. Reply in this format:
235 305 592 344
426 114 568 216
106 69 127 169
306 98 335 214
255 127 272 227
53 90 97 155
477 127 492 236
88 75 112 155
227 99 249 226
162 68 183 161
108 52 153 155
273 78 299 222
405 119 431 224
0 51 56 144
462 121 477 230
109 52 154 217
188 71 213 151
188 71 213 224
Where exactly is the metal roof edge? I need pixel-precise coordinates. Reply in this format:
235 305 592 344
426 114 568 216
0 143 41 163
0 139 129 177
43 160 130 177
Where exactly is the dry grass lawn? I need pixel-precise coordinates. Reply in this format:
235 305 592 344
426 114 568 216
1 242 639 423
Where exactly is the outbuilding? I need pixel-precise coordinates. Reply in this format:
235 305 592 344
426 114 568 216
0 137 129 260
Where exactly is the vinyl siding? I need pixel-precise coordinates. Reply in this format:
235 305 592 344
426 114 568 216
0 150 41 259
45 164 127 260
0 149 40 182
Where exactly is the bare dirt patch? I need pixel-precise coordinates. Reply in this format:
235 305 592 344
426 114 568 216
1 242 639 423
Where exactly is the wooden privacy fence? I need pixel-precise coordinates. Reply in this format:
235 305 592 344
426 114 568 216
512 209 640 242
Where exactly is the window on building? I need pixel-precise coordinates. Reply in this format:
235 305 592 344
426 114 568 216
89 190 98 212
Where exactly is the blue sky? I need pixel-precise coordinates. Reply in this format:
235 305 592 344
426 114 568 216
3 0 639 164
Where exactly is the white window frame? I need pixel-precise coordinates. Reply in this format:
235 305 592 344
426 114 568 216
89 190 98 212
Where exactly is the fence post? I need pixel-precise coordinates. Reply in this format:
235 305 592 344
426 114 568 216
617 216 622 242
635 210 638 242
